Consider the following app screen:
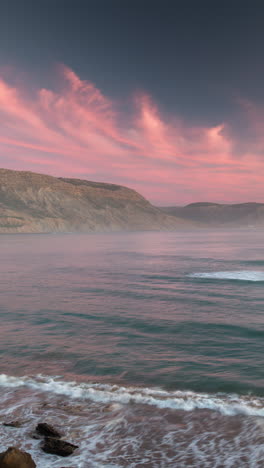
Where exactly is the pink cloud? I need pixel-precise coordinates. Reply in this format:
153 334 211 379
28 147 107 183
0 66 264 204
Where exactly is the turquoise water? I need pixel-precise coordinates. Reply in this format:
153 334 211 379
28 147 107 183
0 230 263 466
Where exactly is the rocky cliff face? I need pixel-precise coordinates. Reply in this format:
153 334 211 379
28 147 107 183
0 169 183 233
161 202 264 227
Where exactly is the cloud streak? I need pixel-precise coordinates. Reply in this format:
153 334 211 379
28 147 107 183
0 66 263 204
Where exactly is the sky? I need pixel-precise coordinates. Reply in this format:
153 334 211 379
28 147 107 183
0 0 264 205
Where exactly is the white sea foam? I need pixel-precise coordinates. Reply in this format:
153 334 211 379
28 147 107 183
189 270 264 281
0 373 263 418
0 375 263 467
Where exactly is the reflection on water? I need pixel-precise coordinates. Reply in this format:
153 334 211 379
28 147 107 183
0 230 263 393
0 230 264 466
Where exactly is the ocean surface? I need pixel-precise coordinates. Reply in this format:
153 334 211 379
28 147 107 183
0 230 263 467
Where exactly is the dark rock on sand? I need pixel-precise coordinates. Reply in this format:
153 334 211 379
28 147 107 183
3 421 24 428
41 437 78 457
0 447 36 468
36 422 61 438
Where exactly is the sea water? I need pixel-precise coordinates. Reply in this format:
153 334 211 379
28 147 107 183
0 230 263 467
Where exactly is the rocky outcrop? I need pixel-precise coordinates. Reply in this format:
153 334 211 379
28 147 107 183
0 168 185 233
0 447 36 468
33 422 78 458
36 422 61 438
41 438 78 457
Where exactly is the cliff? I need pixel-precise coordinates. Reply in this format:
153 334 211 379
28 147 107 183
0 168 183 233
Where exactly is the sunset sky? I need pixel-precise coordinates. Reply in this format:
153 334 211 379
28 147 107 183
1 0 264 205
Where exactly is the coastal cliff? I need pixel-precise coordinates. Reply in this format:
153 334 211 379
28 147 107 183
0 168 182 233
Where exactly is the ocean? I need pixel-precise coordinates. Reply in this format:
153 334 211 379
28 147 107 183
0 230 263 467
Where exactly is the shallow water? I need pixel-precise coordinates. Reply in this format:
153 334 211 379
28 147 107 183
0 230 263 466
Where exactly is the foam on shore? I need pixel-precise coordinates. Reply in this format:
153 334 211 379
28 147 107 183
0 373 263 417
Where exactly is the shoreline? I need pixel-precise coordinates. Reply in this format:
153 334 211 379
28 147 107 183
1 380 263 467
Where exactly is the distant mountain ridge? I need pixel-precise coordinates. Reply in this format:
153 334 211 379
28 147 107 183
0 168 186 233
161 202 264 226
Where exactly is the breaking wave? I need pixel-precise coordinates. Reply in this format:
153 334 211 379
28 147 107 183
0 374 263 417
189 270 264 281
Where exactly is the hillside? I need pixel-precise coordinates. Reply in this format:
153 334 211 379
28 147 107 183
161 202 264 227
0 168 184 233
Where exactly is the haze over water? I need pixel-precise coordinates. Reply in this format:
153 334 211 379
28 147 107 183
0 230 263 467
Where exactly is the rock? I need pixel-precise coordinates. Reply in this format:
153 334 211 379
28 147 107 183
29 432 42 440
0 447 36 468
3 421 23 428
41 437 78 457
36 422 61 438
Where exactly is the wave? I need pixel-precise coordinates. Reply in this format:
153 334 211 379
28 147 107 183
0 374 263 417
188 270 264 281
